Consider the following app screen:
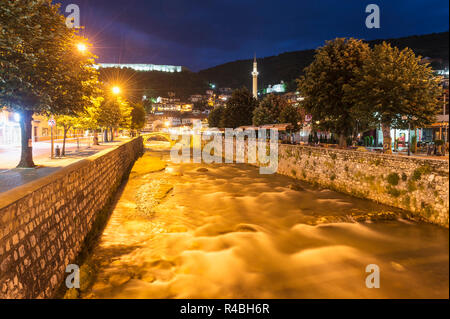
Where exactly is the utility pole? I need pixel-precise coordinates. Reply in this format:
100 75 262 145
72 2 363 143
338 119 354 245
49 117 56 159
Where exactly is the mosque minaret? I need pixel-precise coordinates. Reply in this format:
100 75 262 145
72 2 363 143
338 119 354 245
252 54 259 99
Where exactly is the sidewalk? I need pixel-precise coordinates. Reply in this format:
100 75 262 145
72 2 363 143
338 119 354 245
0 138 130 194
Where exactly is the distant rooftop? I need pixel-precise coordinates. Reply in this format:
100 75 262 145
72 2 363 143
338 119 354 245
95 63 182 73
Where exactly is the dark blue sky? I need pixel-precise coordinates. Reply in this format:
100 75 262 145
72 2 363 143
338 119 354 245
57 0 449 71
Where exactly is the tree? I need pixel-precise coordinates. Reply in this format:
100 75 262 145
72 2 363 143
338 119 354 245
97 95 132 141
221 88 258 128
55 115 77 156
118 97 133 131
298 38 371 147
0 0 98 167
130 102 146 134
98 97 122 142
74 95 104 145
344 42 442 153
207 105 225 128
252 106 276 126
279 104 302 131
252 94 290 126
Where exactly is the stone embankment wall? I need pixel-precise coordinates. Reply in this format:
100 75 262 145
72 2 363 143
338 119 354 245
276 145 449 226
0 137 143 299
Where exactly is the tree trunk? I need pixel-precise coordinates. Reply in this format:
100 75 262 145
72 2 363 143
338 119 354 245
17 110 35 168
110 127 114 142
93 130 99 145
103 129 108 142
62 126 68 156
382 123 392 154
338 134 347 148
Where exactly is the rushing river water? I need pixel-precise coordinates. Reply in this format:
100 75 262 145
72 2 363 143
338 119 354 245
82 142 449 299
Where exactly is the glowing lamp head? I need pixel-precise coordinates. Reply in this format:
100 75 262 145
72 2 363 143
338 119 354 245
112 86 121 95
77 43 87 53
164 121 170 127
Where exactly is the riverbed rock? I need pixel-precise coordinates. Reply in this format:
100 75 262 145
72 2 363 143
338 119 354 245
109 274 131 287
288 183 305 192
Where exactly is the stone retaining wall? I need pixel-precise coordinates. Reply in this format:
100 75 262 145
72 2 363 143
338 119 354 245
204 136 448 226
276 145 449 226
0 137 143 298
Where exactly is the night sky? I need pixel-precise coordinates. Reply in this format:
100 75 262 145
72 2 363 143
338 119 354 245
57 0 449 71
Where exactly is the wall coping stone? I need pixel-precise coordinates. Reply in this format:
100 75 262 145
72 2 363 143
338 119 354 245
0 138 141 211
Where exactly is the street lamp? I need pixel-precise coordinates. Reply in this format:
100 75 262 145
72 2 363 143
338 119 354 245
77 43 87 53
112 86 121 95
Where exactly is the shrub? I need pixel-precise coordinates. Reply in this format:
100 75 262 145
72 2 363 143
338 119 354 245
407 180 417 192
401 173 407 181
387 173 400 186
411 165 432 181
387 186 401 197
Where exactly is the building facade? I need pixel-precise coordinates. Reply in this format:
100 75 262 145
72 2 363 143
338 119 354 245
95 63 182 73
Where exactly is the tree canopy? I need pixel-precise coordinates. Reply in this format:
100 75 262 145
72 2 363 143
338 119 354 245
0 0 99 167
252 94 302 130
343 42 442 152
220 87 258 128
207 105 225 128
298 38 371 146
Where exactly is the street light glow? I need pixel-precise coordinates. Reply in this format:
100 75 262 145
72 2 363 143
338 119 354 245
112 86 121 95
77 43 87 53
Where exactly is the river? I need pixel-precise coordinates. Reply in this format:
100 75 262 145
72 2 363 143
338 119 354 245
81 142 449 299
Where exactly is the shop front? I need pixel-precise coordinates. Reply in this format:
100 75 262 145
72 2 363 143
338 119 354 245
0 110 21 146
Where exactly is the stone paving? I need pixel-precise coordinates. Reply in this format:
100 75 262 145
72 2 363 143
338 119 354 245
0 139 130 194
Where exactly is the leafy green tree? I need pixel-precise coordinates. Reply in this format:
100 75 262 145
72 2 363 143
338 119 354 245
55 115 77 156
73 96 104 145
298 38 371 147
118 97 133 130
98 96 122 142
279 104 302 131
0 0 98 167
130 102 146 134
221 88 258 128
252 106 276 126
344 42 442 153
207 105 225 128
253 94 289 126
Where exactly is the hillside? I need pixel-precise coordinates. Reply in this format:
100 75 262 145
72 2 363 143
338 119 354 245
98 67 209 101
99 32 449 100
198 32 449 91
